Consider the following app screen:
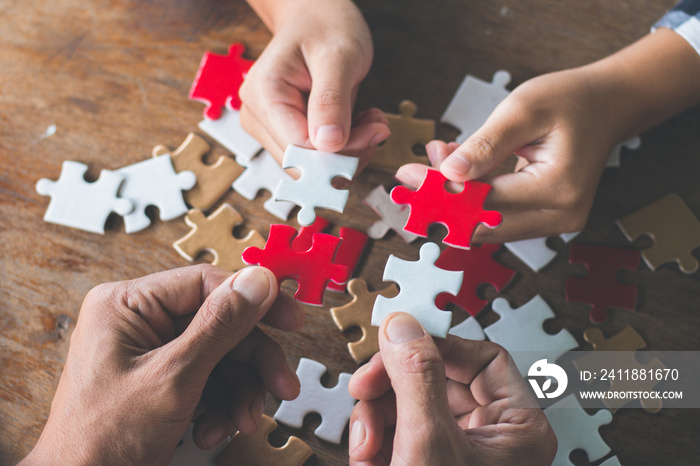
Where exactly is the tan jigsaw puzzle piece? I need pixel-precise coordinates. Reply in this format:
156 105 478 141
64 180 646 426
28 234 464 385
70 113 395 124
574 326 665 413
617 193 700 274
153 133 243 210
173 203 265 272
330 278 399 363
370 100 435 172
217 415 312 466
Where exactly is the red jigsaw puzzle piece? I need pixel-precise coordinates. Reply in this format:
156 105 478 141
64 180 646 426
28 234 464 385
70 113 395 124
242 224 350 305
189 43 254 120
390 168 501 249
566 243 641 324
292 217 368 292
435 244 515 316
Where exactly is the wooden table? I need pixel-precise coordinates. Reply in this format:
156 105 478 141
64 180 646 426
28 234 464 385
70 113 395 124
2 0 698 464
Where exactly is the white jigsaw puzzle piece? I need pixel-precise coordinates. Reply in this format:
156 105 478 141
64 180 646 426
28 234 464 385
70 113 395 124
607 136 641 168
544 394 612 466
441 70 511 144
198 108 263 163
169 423 230 466
485 296 578 374
372 242 463 338
448 317 485 340
116 154 196 233
274 358 355 444
36 161 133 234
274 145 359 226
599 456 622 466
363 185 419 243
505 231 581 272
232 150 296 220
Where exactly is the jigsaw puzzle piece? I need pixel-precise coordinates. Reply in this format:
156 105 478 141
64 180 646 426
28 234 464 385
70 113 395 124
242 224 350 305
116 154 196 233
484 296 578 374
198 108 263 163
435 244 515 317
232 150 296 220
372 242 463 338
189 43 254 119
599 457 622 466
169 424 230 466
331 279 399 363
370 100 435 171
363 185 419 243
566 243 641 324
274 145 358 226
441 70 511 143
173 204 265 272
152 133 243 210
274 358 356 444
505 231 581 272
607 136 641 167
544 394 612 466
390 168 502 249
217 415 313 466
617 193 700 274
36 161 133 234
447 316 485 340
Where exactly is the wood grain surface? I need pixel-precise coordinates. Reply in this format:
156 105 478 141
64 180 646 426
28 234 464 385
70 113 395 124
1 0 699 464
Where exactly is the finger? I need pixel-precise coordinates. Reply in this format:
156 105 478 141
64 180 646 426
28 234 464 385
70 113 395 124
395 163 462 192
260 292 305 332
446 378 479 418
239 104 286 163
348 352 392 401
470 206 585 244
192 370 237 449
349 393 397 464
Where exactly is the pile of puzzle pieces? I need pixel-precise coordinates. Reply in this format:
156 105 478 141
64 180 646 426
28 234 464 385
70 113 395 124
35 43 700 466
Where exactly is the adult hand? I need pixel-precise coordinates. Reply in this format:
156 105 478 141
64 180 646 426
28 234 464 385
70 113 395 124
240 0 389 170
348 312 556 465
22 265 304 465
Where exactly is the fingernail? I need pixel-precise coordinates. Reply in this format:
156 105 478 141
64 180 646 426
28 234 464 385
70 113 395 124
315 125 344 147
442 154 471 177
249 393 265 427
385 313 425 343
395 167 421 187
370 130 391 147
349 420 366 453
204 425 225 448
231 267 271 306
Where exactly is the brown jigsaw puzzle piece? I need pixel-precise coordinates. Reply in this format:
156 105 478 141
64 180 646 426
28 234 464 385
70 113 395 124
217 415 313 466
330 278 399 363
369 100 435 172
574 326 666 413
153 133 243 210
617 193 700 274
174 203 265 272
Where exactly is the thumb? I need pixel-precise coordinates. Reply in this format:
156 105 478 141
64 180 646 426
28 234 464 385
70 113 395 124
378 313 453 431
170 267 277 378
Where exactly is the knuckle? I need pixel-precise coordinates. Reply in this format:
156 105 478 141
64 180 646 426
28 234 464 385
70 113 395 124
199 292 237 334
312 87 345 110
398 346 444 381
466 133 499 162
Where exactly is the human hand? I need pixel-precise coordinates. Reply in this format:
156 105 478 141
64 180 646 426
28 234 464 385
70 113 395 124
240 0 390 170
348 312 556 465
22 265 304 465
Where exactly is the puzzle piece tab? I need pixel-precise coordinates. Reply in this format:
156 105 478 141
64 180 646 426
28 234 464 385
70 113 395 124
198 108 263 163
274 145 358 226
370 100 435 171
189 43 254 119
574 326 666 412
484 296 578 374
36 161 133 234
152 133 242 210
566 243 641 324
242 224 350 305
544 394 612 466
505 231 580 272
441 70 511 143
372 242 463 338
363 185 419 243
435 244 515 317
617 193 700 274
274 358 355 444
607 136 641 167
331 279 399 363
116 154 196 233
173 204 265 272
217 415 313 466
232 150 296 220
390 168 502 249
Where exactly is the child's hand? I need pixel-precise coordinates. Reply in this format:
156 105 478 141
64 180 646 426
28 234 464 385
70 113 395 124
240 0 390 168
348 313 556 465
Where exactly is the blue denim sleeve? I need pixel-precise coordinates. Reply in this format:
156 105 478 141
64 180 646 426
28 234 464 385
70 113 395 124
653 0 700 54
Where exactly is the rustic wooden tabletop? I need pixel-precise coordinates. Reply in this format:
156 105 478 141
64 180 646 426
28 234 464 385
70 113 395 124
1 0 698 464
